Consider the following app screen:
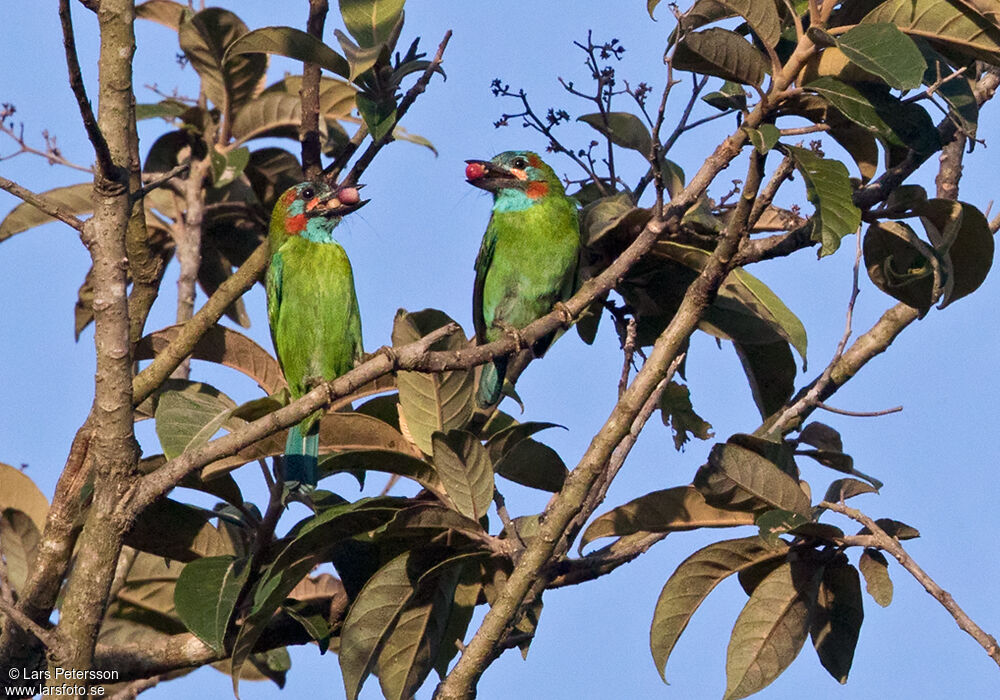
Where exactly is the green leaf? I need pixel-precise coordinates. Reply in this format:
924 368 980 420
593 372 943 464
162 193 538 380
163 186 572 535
836 23 926 90
136 99 189 121
493 438 568 493
810 561 864 684
340 550 424 700
174 555 250 654
224 26 350 78
776 94 879 182
392 309 475 455
804 77 940 157
432 564 481 677
798 422 841 452
647 0 662 20
210 146 250 188
695 442 811 517
154 379 238 460
376 561 464 700
581 486 754 550
135 325 285 395
783 145 862 257
339 0 405 48
918 199 994 307
916 38 978 138
179 8 267 114
862 0 1000 64
431 431 494 522
674 28 769 87
718 0 781 47
320 449 443 497
858 548 892 607
0 183 93 241
579 193 647 246
231 502 400 693
136 0 188 30
230 93 303 144
0 463 49 533
724 560 822 699
864 518 920 540
126 498 236 561
755 508 810 545
356 92 397 142
744 124 780 154
0 509 39 594
733 340 796 420
823 478 879 503
659 381 714 450
650 537 788 680
655 242 808 361
484 421 564 463
578 112 653 157
863 220 936 312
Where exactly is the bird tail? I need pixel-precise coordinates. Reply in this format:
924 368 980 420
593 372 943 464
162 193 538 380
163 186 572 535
476 356 508 408
284 423 319 488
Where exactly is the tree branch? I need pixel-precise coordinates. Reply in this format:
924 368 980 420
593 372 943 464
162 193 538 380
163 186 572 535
299 0 329 179
821 500 1000 667
0 176 86 233
58 0 114 179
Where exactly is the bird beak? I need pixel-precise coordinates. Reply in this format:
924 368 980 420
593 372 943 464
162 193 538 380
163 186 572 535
316 184 369 216
465 159 523 192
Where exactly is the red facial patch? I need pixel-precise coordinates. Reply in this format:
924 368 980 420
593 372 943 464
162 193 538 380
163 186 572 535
466 162 487 180
527 153 541 168
285 213 307 234
281 189 298 207
526 181 549 199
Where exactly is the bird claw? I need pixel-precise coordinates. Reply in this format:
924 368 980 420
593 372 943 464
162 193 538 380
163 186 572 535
553 301 575 329
495 321 527 352
375 345 400 365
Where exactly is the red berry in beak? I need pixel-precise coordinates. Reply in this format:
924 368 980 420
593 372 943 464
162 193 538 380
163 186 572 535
337 186 361 205
466 162 487 180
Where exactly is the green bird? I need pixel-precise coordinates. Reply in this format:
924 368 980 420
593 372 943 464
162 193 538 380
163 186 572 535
267 181 366 487
465 151 580 407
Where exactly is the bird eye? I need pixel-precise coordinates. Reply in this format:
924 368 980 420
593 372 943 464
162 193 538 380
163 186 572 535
512 157 528 169
301 186 315 200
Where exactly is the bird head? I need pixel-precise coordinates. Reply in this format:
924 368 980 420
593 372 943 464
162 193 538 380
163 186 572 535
465 151 565 203
270 181 367 245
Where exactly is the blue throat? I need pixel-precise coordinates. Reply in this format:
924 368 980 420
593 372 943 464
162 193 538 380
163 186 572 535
300 216 341 243
492 188 537 213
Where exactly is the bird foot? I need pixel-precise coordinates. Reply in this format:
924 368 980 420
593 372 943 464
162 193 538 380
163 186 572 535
495 321 527 352
374 345 400 365
553 301 575 329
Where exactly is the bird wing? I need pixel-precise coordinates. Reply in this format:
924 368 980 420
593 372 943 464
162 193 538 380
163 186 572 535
265 250 283 346
472 218 497 343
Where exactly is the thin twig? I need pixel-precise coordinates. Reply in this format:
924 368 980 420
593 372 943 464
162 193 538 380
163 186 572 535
817 402 902 418
0 175 86 232
0 597 59 652
134 162 190 200
821 500 1000 667
58 0 114 179
331 30 452 186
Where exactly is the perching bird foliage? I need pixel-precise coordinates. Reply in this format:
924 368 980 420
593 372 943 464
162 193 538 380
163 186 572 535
266 181 366 487
465 151 580 407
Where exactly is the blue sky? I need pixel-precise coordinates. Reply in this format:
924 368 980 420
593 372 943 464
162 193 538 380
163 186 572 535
2 2 999 699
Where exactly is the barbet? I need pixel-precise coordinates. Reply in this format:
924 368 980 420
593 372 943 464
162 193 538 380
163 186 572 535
267 181 366 487
465 151 580 407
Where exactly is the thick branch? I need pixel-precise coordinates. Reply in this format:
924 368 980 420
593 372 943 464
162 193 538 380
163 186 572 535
821 500 1000 667
56 0 140 674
